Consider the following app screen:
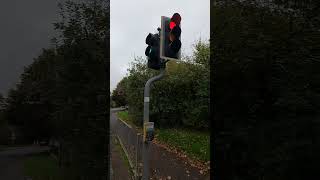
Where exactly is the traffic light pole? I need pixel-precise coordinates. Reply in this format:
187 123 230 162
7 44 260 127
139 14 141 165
142 61 166 180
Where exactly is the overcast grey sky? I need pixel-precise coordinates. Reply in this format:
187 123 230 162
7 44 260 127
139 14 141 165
110 0 210 91
0 0 62 95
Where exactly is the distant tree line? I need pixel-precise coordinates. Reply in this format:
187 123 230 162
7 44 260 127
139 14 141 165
0 93 10 144
2 0 109 179
111 77 128 107
111 41 210 130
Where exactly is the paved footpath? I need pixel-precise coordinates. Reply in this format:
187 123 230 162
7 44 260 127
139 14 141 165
110 108 210 180
110 108 133 180
110 135 132 180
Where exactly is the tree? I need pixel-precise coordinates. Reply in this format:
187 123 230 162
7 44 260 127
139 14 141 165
212 1 320 179
4 0 109 179
111 77 128 107
0 93 10 145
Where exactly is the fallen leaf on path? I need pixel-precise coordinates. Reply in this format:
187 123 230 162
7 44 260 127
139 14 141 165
153 138 211 175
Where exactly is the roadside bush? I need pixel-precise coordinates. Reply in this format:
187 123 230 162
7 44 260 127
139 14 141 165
117 41 210 130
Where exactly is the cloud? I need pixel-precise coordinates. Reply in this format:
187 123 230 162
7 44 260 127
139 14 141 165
0 0 60 95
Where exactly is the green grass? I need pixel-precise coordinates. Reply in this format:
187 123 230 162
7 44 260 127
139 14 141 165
156 128 210 162
116 110 210 162
117 111 129 121
23 154 62 180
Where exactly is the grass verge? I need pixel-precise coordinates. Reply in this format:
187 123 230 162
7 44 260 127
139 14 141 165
116 110 210 162
156 128 210 162
117 111 129 121
23 154 62 180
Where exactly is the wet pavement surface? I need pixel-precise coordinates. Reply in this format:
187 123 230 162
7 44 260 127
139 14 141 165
110 108 132 180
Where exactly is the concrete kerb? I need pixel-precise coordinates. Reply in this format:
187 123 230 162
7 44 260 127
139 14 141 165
118 117 132 129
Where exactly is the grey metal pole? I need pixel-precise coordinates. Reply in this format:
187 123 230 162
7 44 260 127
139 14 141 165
142 66 166 180
136 133 140 180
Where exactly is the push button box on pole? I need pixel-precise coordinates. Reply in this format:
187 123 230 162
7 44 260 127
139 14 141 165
143 122 154 142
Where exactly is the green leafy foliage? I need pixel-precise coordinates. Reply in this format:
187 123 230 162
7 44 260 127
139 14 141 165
111 77 129 107
212 1 320 179
0 93 10 145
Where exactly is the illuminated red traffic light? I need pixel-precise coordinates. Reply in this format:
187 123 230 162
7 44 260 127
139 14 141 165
169 21 176 29
169 13 181 30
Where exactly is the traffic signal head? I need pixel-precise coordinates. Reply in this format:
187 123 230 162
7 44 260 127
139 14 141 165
160 13 182 61
146 33 159 47
145 33 160 70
